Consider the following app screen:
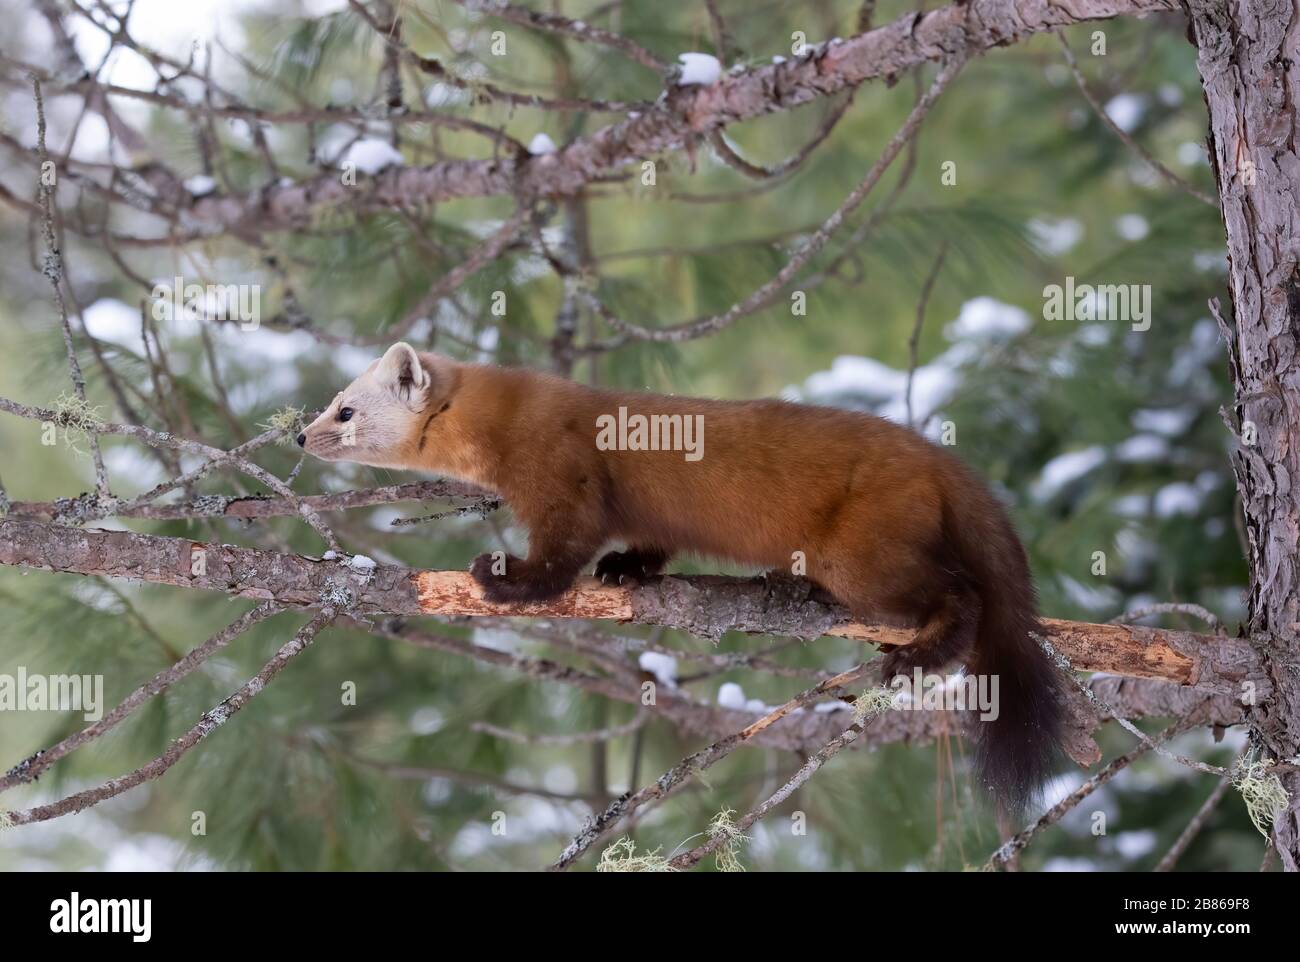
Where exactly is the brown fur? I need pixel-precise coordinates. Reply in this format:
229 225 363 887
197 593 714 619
301 343 1065 811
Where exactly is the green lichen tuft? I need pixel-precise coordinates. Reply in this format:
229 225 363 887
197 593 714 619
258 405 306 445
853 686 897 725
708 807 749 873
50 392 105 457
1233 759 1289 837
596 836 675 872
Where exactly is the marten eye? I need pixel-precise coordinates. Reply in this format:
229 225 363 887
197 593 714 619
338 407 354 423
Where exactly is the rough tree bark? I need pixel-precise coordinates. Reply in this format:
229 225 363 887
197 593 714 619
1188 0 1300 869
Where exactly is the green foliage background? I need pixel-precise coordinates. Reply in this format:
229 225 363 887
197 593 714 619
0 0 1262 870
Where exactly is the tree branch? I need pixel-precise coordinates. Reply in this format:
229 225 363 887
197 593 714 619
1154 772 1234 871
549 665 878 870
985 709 1210 869
115 0 1176 237
1 609 335 827
5 479 493 523
0 517 1263 690
381 620 1247 760
0 602 283 793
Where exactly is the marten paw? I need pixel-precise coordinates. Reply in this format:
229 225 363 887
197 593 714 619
469 552 524 603
470 552 574 604
878 646 929 683
594 550 663 586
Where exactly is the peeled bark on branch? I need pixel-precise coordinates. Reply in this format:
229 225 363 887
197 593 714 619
0 518 1262 692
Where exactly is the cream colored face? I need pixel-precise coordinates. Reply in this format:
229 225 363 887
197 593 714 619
298 342 430 467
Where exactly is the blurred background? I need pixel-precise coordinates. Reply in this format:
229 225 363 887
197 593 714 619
0 0 1258 870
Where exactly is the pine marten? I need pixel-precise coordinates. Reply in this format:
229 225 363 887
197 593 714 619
298 342 1064 812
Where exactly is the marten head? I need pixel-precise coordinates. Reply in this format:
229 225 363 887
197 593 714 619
298 342 452 468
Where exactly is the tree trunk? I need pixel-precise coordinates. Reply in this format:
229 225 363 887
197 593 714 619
1188 0 1300 869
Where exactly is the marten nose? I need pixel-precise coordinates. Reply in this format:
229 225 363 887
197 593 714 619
296 432 306 447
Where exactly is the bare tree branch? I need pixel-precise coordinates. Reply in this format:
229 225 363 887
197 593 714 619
1 609 335 827
985 709 1211 869
5 480 492 523
549 665 876 870
0 397 340 550
381 620 1248 759
667 713 867 870
35 0 1176 238
586 53 966 343
1154 773 1234 871
447 0 668 71
30 76 111 500
1056 31 1217 207
0 602 283 794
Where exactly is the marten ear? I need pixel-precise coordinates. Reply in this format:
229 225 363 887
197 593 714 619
375 342 431 404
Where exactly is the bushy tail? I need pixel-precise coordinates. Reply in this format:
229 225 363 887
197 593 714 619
946 494 1065 816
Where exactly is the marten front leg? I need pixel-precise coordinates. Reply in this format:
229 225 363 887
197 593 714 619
470 534 602 603
470 485 604 604
594 546 671 585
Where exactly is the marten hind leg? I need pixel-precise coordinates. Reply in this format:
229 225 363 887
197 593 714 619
877 587 981 681
594 545 671 585
814 543 980 681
